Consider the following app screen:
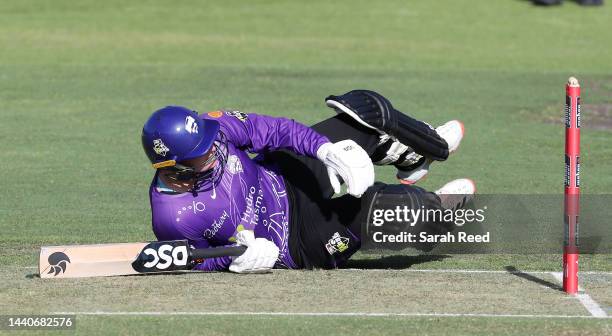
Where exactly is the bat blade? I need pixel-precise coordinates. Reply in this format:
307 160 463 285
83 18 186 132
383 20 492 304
39 242 149 278
39 240 247 278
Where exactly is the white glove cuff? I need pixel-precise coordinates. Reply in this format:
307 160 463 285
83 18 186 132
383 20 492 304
236 230 256 247
316 142 333 162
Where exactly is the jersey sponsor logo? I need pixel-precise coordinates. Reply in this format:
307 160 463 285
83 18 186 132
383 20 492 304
175 201 206 223
141 244 188 270
241 186 265 228
204 210 229 239
192 201 206 213
153 139 170 156
325 232 350 255
185 116 198 134
225 110 248 122
207 111 223 118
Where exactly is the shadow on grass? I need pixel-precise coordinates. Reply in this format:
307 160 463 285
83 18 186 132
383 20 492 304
25 270 275 279
343 254 451 270
505 266 563 291
27 255 452 277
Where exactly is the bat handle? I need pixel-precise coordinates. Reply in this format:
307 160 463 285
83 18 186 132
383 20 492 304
191 245 247 259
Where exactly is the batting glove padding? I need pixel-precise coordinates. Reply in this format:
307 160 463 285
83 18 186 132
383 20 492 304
317 140 375 198
229 230 279 273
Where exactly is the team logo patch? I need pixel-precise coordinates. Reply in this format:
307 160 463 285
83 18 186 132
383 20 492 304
153 139 170 156
207 111 223 118
47 252 71 276
226 155 243 174
325 232 350 255
185 116 198 134
225 110 248 122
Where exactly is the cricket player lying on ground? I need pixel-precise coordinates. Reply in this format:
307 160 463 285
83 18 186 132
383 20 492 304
141 90 474 273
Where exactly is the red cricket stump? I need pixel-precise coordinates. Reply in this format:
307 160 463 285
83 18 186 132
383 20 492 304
563 77 580 295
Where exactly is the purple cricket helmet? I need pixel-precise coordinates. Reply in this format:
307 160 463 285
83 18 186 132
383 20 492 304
141 106 220 169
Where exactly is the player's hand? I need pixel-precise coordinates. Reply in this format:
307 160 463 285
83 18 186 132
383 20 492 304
229 230 279 274
317 140 375 197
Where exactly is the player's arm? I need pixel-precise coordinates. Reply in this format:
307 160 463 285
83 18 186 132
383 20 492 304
191 232 278 273
154 223 278 274
151 232 276 274
207 110 374 196
208 110 328 158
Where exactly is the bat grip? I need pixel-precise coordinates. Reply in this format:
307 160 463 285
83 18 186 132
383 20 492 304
191 245 247 259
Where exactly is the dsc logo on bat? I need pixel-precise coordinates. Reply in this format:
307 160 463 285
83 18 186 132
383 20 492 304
142 244 188 270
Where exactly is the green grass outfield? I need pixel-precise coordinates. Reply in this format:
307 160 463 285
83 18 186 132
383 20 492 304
1 0 611 334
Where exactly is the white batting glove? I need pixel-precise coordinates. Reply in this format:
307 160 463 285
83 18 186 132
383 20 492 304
229 230 279 274
317 140 375 197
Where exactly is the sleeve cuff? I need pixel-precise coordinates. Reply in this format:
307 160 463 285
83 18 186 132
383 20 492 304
316 142 332 162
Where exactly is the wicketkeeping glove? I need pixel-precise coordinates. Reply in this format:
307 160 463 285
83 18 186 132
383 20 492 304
317 140 375 197
229 230 279 274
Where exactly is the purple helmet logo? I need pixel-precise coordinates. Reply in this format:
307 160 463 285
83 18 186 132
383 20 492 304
153 139 170 157
185 116 198 134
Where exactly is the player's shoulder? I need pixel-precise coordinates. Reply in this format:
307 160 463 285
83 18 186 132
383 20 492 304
201 109 249 124
200 109 259 146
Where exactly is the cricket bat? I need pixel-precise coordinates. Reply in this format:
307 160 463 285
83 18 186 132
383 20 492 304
39 240 246 278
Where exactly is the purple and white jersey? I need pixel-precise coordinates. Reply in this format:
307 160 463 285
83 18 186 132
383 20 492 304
149 110 329 271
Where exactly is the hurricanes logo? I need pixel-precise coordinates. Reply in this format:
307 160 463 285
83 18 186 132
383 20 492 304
47 252 71 276
153 139 170 156
225 110 248 122
185 116 198 134
325 232 350 255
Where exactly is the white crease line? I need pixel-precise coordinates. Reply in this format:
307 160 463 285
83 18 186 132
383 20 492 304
53 311 609 319
290 268 612 276
550 272 608 318
8 266 38 269
336 269 612 275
